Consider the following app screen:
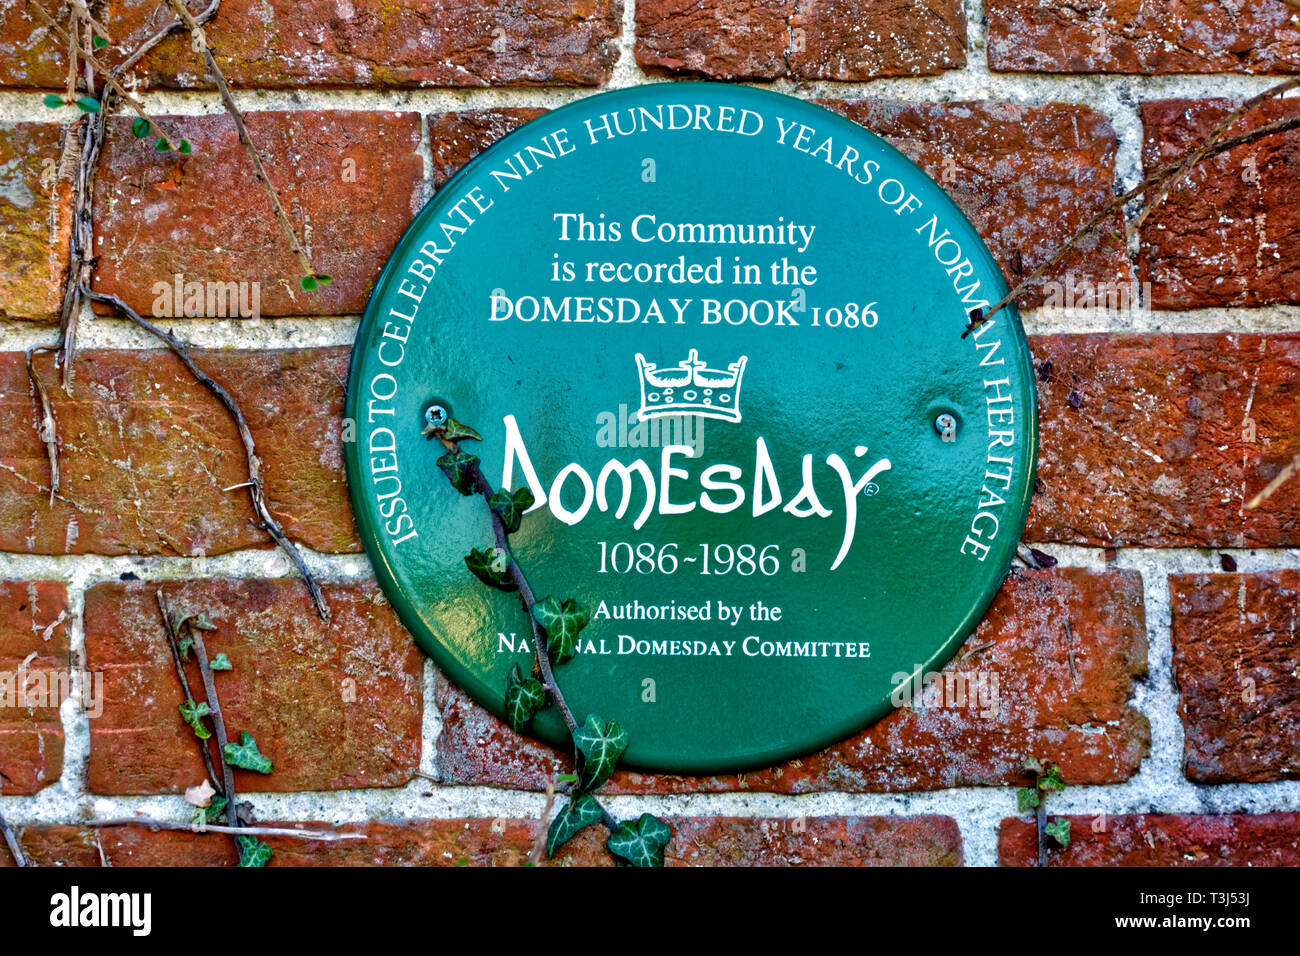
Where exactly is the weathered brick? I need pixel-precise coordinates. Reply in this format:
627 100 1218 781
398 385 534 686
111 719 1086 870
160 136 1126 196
437 568 1149 792
0 1 74 88
83 578 423 795
0 347 356 556
0 580 69 795
1000 813 1300 866
1026 334 1300 548
988 0 1300 74
91 111 422 318
635 0 794 80
428 108 547 190
102 0 621 88
3 815 962 866
0 122 74 321
822 101 1131 308
1172 571 1300 784
787 0 966 79
1140 98 1300 308
636 0 965 80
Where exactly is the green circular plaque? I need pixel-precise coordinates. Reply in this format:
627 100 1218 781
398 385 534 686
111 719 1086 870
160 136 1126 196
346 84 1036 773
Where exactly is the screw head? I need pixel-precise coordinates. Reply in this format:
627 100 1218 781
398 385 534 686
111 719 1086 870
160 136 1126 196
935 413 958 440
424 404 448 427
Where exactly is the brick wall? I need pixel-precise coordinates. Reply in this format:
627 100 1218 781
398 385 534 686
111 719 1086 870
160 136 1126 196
0 0 1297 867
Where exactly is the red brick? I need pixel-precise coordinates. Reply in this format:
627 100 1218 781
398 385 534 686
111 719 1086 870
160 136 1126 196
0 122 74 321
102 0 621 88
428 108 548 190
1140 98 1300 309
822 101 1131 308
635 0 794 80
437 568 1149 792
0 580 69 795
1172 571 1300 784
988 0 1300 74
1026 334 1300 548
1000 813 1300 866
787 0 966 79
0 347 356 556
0 2 75 88
5 815 962 866
91 111 422 318
83 578 423 795
636 0 965 80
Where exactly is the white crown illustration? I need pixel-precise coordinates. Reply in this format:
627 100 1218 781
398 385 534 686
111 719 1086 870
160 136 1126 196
634 348 748 424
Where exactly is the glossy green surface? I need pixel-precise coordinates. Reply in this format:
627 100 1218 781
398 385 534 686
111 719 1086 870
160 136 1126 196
345 84 1037 773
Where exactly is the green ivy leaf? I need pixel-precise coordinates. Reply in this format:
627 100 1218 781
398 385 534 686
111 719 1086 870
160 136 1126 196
1045 817 1072 847
42 94 65 109
210 653 233 671
606 813 672 868
436 450 480 496
92 34 108 49
504 664 546 732
316 274 332 286
440 417 481 442
300 275 318 291
546 794 604 858
131 117 151 138
178 636 194 659
1039 765 1066 793
488 487 535 534
1017 787 1040 813
178 139 192 155
236 835 272 867
465 547 516 592
532 597 589 665
573 714 627 792
75 96 100 113
178 699 212 740
192 795 228 826
155 137 170 152
223 731 273 774
1021 754 1044 775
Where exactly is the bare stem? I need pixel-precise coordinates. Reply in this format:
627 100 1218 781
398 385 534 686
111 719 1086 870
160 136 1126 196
1246 451 1300 510
156 589 223 794
86 819 362 841
183 621 240 831
81 287 330 621
164 0 318 280
0 811 28 867
25 347 59 505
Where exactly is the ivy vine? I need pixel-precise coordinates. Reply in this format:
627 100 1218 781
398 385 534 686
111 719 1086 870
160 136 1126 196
423 403 673 866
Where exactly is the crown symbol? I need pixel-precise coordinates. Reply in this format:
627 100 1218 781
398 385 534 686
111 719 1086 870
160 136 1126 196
634 348 748 424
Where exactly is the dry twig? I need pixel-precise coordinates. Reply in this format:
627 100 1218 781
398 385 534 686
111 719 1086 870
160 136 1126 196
0 811 28 867
86 819 363 841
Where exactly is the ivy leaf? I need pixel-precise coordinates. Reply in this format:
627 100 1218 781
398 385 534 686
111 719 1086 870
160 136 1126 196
503 664 546 732
178 139 192 155
1039 765 1066 793
1021 754 1044 775
236 835 272 867
316 274 332 286
192 795 228 826
92 34 108 49
606 813 672 868
532 597 589 665
177 636 194 659
131 117 151 138
178 699 212 740
546 794 604 858
573 714 627 792
154 137 170 152
488 487 535 534
465 547 517 592
210 653 233 671
1045 817 1072 847
42 94 64 109
1017 787 1040 813
440 417 482 442
223 731 273 774
75 96 100 113
436 450 480 496
300 275 318 291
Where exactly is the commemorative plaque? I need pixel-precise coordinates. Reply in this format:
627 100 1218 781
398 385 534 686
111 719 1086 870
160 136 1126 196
345 85 1036 773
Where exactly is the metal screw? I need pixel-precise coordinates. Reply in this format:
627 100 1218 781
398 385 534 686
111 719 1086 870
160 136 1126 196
935 413 958 442
424 404 448 427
